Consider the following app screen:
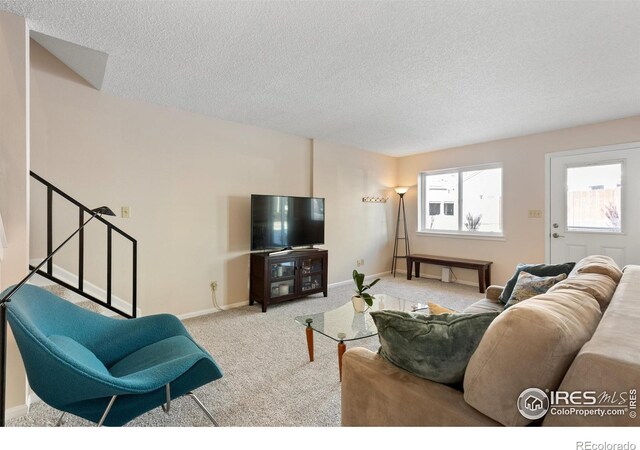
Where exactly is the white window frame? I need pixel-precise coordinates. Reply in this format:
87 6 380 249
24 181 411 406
417 162 504 239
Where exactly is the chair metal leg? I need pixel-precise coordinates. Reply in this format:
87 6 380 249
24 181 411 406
97 395 117 427
52 392 216 427
161 384 171 413
187 392 219 426
55 412 66 427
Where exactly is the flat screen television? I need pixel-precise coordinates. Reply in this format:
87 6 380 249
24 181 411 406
251 194 325 251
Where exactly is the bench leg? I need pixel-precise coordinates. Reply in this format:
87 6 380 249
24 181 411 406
485 265 491 292
478 267 486 293
414 262 421 279
406 259 412 280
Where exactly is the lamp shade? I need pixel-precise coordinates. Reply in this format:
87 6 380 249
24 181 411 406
394 186 410 195
91 206 116 216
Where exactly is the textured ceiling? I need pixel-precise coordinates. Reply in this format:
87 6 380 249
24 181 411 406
1 1 640 156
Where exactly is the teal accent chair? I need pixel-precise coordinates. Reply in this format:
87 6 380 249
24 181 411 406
4 284 223 426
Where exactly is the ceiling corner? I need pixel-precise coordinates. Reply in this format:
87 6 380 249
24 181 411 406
30 30 108 90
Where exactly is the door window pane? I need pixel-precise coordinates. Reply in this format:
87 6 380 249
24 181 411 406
566 163 622 232
461 167 502 232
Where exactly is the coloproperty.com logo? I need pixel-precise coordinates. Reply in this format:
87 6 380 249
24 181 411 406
517 387 638 420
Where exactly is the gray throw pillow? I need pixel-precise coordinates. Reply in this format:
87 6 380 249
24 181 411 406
371 310 499 384
498 262 575 304
503 271 567 309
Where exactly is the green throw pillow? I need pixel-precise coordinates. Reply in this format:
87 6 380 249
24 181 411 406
370 310 499 384
503 271 567 309
498 262 575 304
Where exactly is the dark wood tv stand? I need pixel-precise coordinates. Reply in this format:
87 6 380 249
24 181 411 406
250 249 328 312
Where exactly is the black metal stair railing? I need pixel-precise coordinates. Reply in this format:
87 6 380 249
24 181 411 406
30 171 137 318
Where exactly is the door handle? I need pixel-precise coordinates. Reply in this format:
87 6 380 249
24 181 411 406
552 233 565 239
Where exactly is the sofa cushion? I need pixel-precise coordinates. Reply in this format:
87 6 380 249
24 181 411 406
341 347 502 426
484 285 504 302
570 255 622 283
462 298 504 314
463 290 601 426
371 310 499 384
547 272 618 312
504 271 567 309
498 262 575 304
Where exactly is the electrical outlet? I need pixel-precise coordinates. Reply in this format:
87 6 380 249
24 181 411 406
121 206 130 219
210 281 218 292
356 259 365 267
360 259 365 266
528 209 543 219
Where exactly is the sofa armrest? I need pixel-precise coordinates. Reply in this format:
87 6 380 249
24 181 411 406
485 285 504 303
543 271 640 426
543 350 640 426
341 347 500 426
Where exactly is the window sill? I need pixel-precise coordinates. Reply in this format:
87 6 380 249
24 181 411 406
416 231 506 241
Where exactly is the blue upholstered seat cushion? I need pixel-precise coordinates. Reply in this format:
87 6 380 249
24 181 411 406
49 335 110 376
109 336 205 379
371 310 499 384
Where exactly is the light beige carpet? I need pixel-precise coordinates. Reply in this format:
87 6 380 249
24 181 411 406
8 275 484 427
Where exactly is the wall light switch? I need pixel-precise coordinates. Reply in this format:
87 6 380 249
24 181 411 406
121 206 130 219
528 210 543 219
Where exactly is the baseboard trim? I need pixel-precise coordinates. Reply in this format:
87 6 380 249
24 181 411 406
177 300 249 320
5 388 41 421
28 390 41 406
328 270 391 289
29 259 141 317
5 403 29 421
394 269 479 288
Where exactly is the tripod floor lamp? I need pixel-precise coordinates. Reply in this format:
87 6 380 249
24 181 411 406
0 206 115 426
391 186 410 277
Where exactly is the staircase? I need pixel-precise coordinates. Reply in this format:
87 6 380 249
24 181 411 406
29 171 137 318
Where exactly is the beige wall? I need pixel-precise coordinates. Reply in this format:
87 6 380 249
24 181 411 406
30 41 313 316
30 41 397 317
398 116 640 286
312 140 397 284
0 10 29 413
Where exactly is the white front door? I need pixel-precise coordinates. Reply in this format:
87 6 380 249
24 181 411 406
548 143 640 267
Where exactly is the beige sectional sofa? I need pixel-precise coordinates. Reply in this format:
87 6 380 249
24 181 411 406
341 255 639 426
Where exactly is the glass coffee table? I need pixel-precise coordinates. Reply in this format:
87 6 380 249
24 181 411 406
294 294 428 381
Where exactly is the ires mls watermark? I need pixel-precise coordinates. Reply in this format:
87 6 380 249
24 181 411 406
517 387 637 420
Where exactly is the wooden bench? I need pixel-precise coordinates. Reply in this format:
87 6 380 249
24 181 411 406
406 254 493 293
